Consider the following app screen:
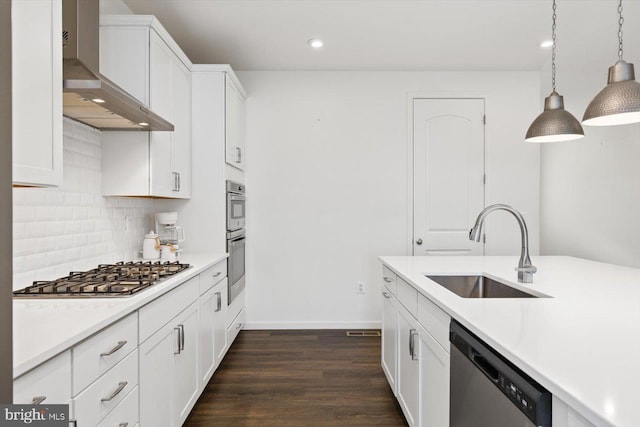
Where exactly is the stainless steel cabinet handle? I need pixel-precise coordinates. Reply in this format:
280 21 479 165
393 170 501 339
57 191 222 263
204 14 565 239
179 324 185 351
69 420 77 427
177 172 181 191
100 340 127 357
236 322 243 330
409 329 419 360
174 327 181 354
119 423 129 427
215 292 222 312
101 381 128 402
172 172 179 191
31 396 46 405
235 147 242 163
382 292 392 299
416 238 423 245
212 271 222 278
383 277 392 283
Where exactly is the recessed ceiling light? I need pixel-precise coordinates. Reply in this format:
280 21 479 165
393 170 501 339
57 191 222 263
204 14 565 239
138 122 149 127
308 39 324 49
91 98 106 103
540 40 553 48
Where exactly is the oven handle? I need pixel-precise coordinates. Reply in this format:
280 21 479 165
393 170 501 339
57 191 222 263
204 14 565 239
228 194 246 202
229 236 246 246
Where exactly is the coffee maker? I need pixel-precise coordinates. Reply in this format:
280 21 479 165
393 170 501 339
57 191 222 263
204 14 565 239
155 212 185 260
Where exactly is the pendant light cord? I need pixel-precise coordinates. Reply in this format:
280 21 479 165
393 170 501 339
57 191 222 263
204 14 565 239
551 0 557 92
618 0 624 62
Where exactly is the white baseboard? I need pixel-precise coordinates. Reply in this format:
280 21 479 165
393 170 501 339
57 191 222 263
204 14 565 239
242 320 382 330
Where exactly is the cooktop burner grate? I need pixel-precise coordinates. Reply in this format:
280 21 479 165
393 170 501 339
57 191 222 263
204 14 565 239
13 261 191 298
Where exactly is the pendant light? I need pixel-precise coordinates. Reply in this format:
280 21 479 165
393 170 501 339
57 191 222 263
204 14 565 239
525 0 584 143
583 0 640 126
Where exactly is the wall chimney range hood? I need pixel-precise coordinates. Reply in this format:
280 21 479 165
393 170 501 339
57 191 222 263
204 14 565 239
62 0 173 131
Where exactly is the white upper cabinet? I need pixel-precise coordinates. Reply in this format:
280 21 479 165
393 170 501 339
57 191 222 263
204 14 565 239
225 75 246 170
100 16 192 198
12 0 63 187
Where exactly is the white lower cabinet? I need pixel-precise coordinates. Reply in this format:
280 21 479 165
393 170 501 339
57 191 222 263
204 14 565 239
199 278 229 387
381 286 397 394
381 265 451 427
140 301 199 427
397 305 420 427
13 350 71 405
552 396 596 427
417 324 450 427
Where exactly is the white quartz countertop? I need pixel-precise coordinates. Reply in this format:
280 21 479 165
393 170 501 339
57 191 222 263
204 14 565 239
379 256 640 427
13 253 228 378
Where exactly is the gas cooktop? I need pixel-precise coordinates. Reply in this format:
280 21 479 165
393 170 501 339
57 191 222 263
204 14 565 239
13 261 191 298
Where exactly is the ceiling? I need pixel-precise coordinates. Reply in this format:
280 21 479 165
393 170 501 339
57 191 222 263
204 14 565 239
120 0 640 72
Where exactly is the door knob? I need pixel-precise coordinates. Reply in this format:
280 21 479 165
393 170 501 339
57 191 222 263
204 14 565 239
416 238 423 245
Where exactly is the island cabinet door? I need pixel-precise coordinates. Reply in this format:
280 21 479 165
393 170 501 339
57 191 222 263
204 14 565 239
397 306 420 427
417 323 450 427
139 324 174 427
381 288 398 394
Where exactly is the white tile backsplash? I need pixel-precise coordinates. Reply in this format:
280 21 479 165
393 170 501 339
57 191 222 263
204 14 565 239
12 119 156 291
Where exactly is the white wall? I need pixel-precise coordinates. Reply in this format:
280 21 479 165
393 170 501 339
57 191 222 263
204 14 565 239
239 71 540 329
540 67 640 267
100 0 133 15
12 119 156 291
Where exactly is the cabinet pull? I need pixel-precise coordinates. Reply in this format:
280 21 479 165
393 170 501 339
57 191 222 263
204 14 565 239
212 271 222 278
177 172 181 191
178 324 185 351
101 381 128 402
409 329 419 361
235 147 242 163
172 172 179 192
31 396 46 405
382 292 392 299
215 292 222 312
174 327 181 354
383 277 392 283
119 423 129 427
69 420 77 427
236 322 243 330
100 340 127 357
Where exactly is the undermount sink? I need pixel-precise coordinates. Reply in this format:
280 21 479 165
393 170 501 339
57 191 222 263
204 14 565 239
426 275 539 298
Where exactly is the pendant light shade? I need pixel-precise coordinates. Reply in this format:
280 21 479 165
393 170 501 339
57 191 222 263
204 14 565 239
525 0 584 143
526 92 585 142
582 61 640 126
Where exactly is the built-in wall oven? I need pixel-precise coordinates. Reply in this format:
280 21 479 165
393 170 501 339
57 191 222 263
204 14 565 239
226 181 246 305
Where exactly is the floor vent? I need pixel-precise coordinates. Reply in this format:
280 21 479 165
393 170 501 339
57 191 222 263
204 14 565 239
346 330 381 337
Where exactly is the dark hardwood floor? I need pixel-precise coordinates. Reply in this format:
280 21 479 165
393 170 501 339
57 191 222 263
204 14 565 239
185 330 408 427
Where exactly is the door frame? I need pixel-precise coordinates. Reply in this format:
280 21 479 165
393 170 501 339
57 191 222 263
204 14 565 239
407 92 487 255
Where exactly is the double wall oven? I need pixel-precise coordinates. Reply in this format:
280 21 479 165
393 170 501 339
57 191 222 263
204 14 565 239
226 181 246 305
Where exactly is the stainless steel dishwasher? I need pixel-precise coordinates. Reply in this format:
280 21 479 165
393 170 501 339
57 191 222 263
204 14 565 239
450 319 552 427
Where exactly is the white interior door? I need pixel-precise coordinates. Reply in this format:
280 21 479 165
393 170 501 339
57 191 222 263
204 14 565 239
413 98 485 256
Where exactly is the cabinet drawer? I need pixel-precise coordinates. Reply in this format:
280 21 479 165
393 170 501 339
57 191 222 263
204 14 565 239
397 278 418 315
417 294 450 351
96 386 139 427
199 261 227 295
74 349 138 427
227 288 244 328
139 275 199 343
14 350 71 405
227 308 245 346
73 313 138 395
382 266 397 295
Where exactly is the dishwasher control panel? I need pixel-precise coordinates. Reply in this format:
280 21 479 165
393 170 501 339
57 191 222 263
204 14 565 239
498 374 538 421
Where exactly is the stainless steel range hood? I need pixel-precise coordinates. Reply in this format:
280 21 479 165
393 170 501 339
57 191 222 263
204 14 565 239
62 0 173 131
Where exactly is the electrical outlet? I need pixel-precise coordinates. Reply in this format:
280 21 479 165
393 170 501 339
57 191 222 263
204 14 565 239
356 281 365 294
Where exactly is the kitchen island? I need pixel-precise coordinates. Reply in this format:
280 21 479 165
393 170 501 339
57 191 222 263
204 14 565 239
380 255 640 427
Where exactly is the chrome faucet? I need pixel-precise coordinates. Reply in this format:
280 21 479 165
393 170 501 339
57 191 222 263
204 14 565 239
469 204 537 283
